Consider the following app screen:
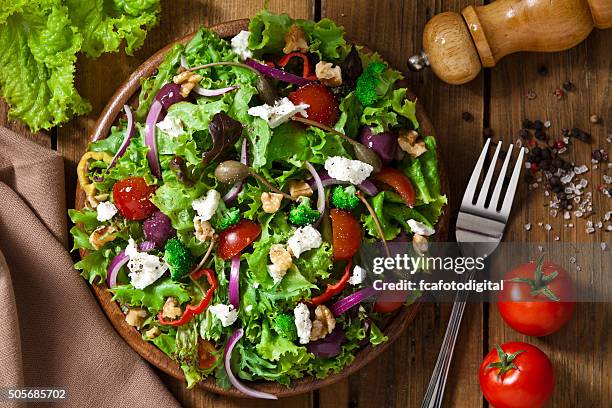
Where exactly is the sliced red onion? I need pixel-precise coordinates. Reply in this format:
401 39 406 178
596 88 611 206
180 54 189 69
229 254 240 309
357 180 379 196
306 328 346 358
359 126 397 164
305 161 325 226
155 83 185 111
145 100 163 179
103 105 135 176
307 170 378 196
223 138 248 204
193 85 240 97
245 58 313 86
330 286 377 317
224 328 278 399
107 250 128 288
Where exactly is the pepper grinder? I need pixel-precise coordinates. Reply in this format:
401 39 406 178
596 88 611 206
408 0 612 84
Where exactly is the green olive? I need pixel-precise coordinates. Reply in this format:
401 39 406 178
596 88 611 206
214 160 250 184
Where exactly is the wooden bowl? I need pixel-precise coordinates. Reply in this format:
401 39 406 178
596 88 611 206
76 19 450 398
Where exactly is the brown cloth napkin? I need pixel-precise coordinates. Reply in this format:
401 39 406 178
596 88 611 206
0 127 181 408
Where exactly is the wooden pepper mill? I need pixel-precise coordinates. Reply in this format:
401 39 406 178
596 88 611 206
407 0 612 84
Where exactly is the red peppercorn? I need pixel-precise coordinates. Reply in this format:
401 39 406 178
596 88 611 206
553 140 566 149
530 163 539 172
528 139 537 147
553 88 564 100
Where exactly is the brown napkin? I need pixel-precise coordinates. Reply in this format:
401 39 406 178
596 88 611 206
0 127 180 408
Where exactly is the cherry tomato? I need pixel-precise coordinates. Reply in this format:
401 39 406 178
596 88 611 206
197 339 218 369
373 167 416 207
479 342 554 408
112 177 158 221
217 219 261 260
373 290 407 313
498 258 575 337
288 83 339 127
330 209 362 261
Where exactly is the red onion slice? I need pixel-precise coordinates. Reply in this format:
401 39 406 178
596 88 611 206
307 170 378 196
145 100 164 179
223 138 249 204
229 254 240 309
193 85 240 97
305 161 325 226
330 286 377 317
180 54 189 69
224 328 278 399
107 250 128 288
104 105 135 176
245 58 313 86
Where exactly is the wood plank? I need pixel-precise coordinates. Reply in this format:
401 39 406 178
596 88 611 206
488 23 612 408
319 1 485 407
56 1 314 407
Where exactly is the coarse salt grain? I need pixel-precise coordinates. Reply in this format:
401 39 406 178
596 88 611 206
544 224 552 231
524 223 532 231
569 257 576 263
601 243 609 251
564 211 571 220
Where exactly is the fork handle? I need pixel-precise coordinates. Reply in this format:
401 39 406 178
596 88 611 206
420 269 475 408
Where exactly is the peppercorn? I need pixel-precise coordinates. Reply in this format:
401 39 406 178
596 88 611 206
522 119 534 129
592 150 603 161
562 81 575 92
552 185 562 193
561 128 570 137
530 162 539 171
531 146 542 157
550 176 561 185
553 88 564 100
553 140 566 149
541 148 551 160
578 131 591 143
552 159 563 169
519 129 530 139
533 120 544 131
562 161 573 171
483 127 493 138
540 159 551 170
462 111 474 122
535 130 547 141
556 192 566 200
559 199 570 209
537 65 549 76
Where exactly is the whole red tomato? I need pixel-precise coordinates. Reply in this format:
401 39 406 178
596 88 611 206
288 83 339 127
479 342 554 408
330 209 362 260
373 288 407 313
217 219 261 260
112 177 158 220
498 257 575 337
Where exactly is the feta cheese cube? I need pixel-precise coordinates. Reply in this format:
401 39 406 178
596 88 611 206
267 264 287 284
294 303 312 344
324 156 374 185
287 225 322 258
230 30 253 61
156 115 185 138
96 201 118 222
247 97 309 128
407 219 435 236
348 265 366 286
208 304 238 327
192 190 221 222
125 238 168 289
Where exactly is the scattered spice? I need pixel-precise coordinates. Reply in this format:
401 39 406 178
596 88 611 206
462 111 474 122
553 88 564 100
519 129 530 140
483 127 493 138
590 114 601 124
526 89 537 100
537 65 549 76
562 81 575 92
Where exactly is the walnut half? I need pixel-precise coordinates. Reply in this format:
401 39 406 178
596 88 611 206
283 24 309 54
162 297 183 320
89 225 117 250
261 192 284 213
398 129 427 158
315 61 342 87
125 308 147 329
310 305 336 341
289 180 313 200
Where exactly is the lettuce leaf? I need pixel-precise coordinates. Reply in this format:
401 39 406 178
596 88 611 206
110 277 191 313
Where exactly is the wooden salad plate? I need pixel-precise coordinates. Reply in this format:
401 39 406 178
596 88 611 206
76 19 450 398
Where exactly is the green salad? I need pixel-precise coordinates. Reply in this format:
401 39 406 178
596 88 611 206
69 10 446 397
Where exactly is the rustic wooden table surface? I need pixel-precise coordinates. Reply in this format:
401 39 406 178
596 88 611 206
1 1 610 407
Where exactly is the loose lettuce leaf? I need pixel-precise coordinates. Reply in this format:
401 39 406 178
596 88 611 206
247 10 292 55
335 91 363 138
110 277 191 313
150 180 208 235
74 244 121 284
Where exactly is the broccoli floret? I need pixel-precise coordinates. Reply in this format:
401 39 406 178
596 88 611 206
289 196 320 226
355 61 388 106
332 185 360 210
211 201 240 231
164 237 194 280
273 313 298 341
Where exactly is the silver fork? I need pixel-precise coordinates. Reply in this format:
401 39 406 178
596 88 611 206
420 138 525 408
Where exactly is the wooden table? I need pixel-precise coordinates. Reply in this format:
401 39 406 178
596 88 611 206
2 1 609 406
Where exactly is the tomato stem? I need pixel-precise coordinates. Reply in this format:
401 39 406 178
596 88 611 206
486 344 525 379
508 256 560 301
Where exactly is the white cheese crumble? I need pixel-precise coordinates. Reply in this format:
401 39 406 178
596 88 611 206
245 304 253 313
287 225 322 258
247 97 309 128
96 201 118 222
125 238 168 289
208 304 238 327
192 190 221 222
324 156 373 185
267 264 287 284
407 219 435 236
230 30 253 61
156 115 185 138
293 303 312 344
348 265 366 286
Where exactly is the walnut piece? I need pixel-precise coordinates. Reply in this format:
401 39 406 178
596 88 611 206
89 225 117 250
172 71 203 97
125 308 147 329
315 61 343 87
162 297 183 320
310 305 336 341
289 180 313 200
397 129 427 158
269 244 292 272
194 219 215 242
145 327 161 339
412 234 428 255
261 192 284 213
283 24 309 54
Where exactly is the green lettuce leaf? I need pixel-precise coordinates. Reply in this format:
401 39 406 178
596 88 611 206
110 277 191 313
74 244 121 284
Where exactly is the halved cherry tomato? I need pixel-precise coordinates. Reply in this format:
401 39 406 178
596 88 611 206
217 219 261 260
498 258 575 337
479 342 554 408
288 83 339 127
197 339 218 369
112 177 158 220
373 167 416 207
330 209 362 261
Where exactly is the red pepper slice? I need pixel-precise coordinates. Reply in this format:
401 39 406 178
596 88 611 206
310 261 352 305
278 52 317 80
158 268 218 326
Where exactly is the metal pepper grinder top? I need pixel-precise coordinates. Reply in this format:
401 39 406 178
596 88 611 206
406 0 612 85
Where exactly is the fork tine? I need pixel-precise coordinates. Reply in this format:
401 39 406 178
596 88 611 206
475 141 502 207
500 146 525 219
489 144 514 210
461 138 491 207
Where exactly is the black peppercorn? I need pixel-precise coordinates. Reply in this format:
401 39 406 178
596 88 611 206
535 130 547 140
483 127 493 138
462 111 474 122
550 176 561 186
592 150 603 161
560 199 569 209
522 119 534 129
533 120 544 130
562 161 573 171
541 148 551 160
557 192 566 200
540 159 551 170
532 146 542 157
562 81 575 92
519 129 530 139
578 131 591 142
537 65 549 76
552 159 563 169
524 173 535 184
